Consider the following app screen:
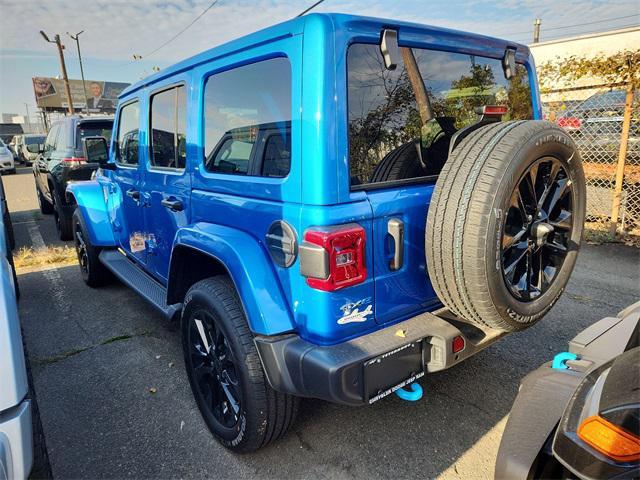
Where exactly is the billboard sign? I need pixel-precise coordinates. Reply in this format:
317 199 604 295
32 77 130 113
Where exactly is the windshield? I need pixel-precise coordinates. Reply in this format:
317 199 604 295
347 43 532 187
25 136 45 145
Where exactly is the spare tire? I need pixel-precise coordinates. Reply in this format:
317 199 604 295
426 121 585 332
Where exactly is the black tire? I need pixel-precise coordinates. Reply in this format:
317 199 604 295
426 121 586 332
36 186 53 215
371 135 451 183
72 209 112 287
4 210 15 251
181 276 299 453
53 188 73 241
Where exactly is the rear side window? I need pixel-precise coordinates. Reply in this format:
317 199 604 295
150 85 187 169
347 43 532 187
203 57 291 177
44 124 59 153
115 101 140 166
76 122 113 149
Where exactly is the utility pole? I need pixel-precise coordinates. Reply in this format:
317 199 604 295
68 31 89 113
24 103 31 132
533 18 541 43
40 31 74 115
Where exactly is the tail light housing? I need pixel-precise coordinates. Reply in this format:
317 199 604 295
62 156 86 166
299 224 367 291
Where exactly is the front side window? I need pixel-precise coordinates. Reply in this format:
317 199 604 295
203 57 291 177
44 124 59 153
150 86 187 169
348 43 533 187
116 101 140 166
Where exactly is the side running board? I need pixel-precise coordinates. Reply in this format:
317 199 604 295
99 249 181 320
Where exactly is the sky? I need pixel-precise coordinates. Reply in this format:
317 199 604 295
0 0 638 120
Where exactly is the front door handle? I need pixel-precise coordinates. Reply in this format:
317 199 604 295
388 218 404 271
161 198 183 212
126 189 140 200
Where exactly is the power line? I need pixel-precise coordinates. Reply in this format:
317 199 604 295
511 21 640 43
496 13 639 37
296 0 325 17
136 0 220 60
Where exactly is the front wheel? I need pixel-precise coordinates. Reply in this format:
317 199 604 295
36 186 53 215
181 276 299 453
72 210 112 287
53 188 73 240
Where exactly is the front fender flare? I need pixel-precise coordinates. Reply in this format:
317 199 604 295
65 180 115 246
171 223 295 336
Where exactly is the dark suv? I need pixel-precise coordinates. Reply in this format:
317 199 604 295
34 116 113 240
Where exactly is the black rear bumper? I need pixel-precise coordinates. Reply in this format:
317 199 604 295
254 309 506 406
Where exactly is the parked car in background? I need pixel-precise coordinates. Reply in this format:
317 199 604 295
496 302 639 479
0 140 16 175
7 137 20 162
69 14 586 452
16 135 46 166
33 116 113 240
0 124 23 146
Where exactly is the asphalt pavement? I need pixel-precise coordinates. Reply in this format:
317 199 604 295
4 166 639 479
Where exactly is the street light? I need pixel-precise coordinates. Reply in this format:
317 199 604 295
40 30 74 115
67 30 89 113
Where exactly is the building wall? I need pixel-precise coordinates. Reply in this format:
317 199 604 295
529 26 640 102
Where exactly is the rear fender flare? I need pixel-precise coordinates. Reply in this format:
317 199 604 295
170 223 295 336
65 180 115 246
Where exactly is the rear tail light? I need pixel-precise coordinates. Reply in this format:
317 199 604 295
62 156 86 166
578 415 640 462
557 116 582 131
300 224 367 291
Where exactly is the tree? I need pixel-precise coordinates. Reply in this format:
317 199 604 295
538 49 640 234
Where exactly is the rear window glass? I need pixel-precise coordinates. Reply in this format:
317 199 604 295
77 121 113 148
203 57 291 177
25 136 45 145
348 43 532 187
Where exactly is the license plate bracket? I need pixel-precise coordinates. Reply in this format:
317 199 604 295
364 341 425 404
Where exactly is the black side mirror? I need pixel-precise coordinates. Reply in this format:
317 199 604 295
83 136 115 170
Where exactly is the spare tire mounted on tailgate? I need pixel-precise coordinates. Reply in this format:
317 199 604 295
426 120 586 332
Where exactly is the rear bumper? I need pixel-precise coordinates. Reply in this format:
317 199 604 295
255 309 506 406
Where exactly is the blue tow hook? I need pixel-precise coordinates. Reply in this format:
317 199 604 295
552 351 578 370
395 382 423 401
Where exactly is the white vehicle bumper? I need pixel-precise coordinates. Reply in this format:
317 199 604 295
0 399 33 480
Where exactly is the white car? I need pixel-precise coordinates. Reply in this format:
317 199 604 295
0 140 15 175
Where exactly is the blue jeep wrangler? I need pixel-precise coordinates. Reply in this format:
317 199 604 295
67 13 586 452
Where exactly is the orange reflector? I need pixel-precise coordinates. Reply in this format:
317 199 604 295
578 415 640 462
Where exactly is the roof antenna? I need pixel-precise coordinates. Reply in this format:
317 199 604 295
296 0 325 17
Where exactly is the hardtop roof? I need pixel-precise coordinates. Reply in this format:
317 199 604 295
120 12 530 100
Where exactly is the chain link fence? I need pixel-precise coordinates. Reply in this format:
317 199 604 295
542 85 640 237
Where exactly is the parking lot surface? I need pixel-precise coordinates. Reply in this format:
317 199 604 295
4 166 640 479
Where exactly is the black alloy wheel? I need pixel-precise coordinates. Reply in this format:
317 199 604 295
74 216 89 279
501 157 573 302
187 309 242 431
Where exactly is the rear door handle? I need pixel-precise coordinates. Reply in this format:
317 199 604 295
126 189 140 200
388 218 404 271
161 198 183 212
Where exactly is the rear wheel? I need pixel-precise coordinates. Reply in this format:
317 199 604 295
181 276 299 452
426 121 586 332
